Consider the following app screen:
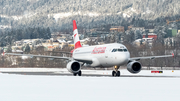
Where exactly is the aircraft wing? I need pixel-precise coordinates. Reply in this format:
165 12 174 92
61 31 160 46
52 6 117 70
129 53 174 61
5 53 92 63
47 51 72 54
74 59 93 64
5 53 71 60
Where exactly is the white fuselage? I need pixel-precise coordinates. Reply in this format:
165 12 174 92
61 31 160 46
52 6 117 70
72 43 130 67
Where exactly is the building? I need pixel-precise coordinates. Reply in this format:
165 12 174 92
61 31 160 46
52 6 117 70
164 38 175 47
147 29 155 33
110 26 124 32
128 26 145 31
143 33 157 40
87 31 109 37
178 30 180 35
130 27 145 31
133 38 154 47
14 41 23 46
172 29 177 37
12 46 23 53
128 25 133 30
167 29 177 37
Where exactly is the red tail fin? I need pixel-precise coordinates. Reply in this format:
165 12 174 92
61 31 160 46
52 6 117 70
73 20 82 49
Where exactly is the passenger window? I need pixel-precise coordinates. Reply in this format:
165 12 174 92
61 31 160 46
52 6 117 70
112 49 115 52
118 49 123 52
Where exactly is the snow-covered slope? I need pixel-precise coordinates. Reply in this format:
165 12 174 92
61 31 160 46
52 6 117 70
1 0 180 30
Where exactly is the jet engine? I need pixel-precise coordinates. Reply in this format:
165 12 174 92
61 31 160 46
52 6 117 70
66 61 81 73
127 61 142 73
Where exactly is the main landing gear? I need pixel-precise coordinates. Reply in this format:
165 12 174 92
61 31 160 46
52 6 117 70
112 66 120 77
73 70 82 76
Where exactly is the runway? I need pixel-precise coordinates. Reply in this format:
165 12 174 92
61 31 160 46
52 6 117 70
1 68 180 101
0 72 178 78
1 68 180 78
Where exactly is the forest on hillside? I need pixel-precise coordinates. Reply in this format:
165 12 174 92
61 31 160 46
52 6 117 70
0 0 180 32
0 27 51 47
1 0 180 16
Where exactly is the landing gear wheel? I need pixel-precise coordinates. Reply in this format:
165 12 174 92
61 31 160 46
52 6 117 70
78 71 82 76
117 71 120 77
112 71 116 77
73 71 82 76
112 66 121 77
112 71 120 77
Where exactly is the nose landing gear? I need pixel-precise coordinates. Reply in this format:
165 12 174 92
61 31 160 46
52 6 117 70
112 66 120 77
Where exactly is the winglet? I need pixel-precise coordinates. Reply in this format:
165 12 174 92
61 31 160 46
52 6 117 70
172 53 174 58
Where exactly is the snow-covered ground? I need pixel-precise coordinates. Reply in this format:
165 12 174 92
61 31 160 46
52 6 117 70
0 68 180 101
0 73 180 101
0 68 180 77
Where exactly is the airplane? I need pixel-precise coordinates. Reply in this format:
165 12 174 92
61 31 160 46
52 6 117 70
5 20 174 77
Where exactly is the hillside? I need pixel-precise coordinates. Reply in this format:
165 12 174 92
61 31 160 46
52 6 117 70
0 0 180 31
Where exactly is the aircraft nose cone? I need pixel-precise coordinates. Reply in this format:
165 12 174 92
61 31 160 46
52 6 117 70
121 52 130 64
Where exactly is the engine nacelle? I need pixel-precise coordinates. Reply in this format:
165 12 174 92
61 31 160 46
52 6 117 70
127 61 142 74
66 61 81 73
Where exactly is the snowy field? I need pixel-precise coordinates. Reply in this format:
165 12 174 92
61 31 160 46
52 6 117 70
0 68 180 101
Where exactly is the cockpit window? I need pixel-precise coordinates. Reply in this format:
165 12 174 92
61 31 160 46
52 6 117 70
123 49 128 52
114 49 117 52
112 49 117 52
118 49 123 52
112 48 128 52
